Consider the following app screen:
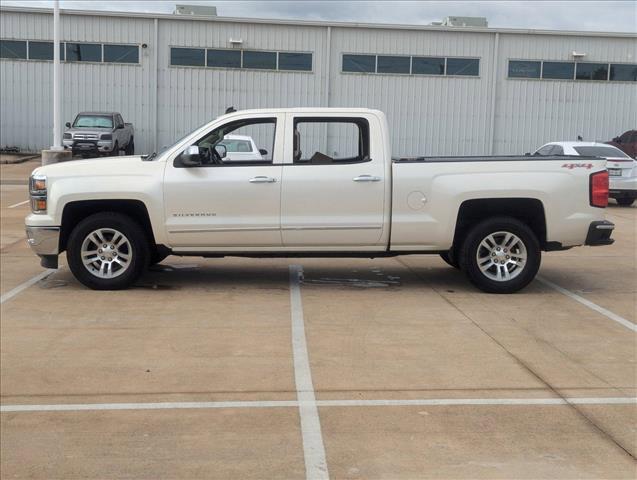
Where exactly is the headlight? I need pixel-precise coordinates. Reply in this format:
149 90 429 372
29 174 47 213
30 174 46 195
63 133 72 139
101 134 112 140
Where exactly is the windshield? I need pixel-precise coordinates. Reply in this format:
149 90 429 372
73 115 113 129
573 146 630 158
219 139 253 152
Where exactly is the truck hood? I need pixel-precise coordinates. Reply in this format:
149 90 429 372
31 155 150 179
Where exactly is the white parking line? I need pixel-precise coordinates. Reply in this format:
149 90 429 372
537 276 637 332
2 397 635 413
7 199 29 209
289 264 330 480
0 269 56 304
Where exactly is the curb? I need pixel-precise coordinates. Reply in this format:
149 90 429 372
0 154 40 165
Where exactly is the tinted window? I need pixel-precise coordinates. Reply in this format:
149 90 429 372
509 60 541 78
0 40 26 59
535 145 555 156
552 145 564 155
542 61 574 79
293 118 369 164
278 52 312 71
242 50 277 70
573 146 629 158
103 44 139 63
28 41 52 60
170 47 205 66
66 43 101 62
412 57 444 75
207 49 241 68
446 58 479 76
377 55 410 74
609 64 637 81
576 62 608 80
342 54 375 73
73 115 114 128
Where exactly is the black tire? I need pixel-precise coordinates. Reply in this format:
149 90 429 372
66 212 149 290
440 250 460 269
616 197 635 206
458 216 541 294
125 138 134 155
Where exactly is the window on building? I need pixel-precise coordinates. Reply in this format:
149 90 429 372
576 62 608 80
609 63 637 81
342 54 376 73
0 40 27 59
293 118 370 164
446 58 479 76
508 60 541 78
207 49 241 68
412 57 445 75
242 50 277 70
170 47 205 66
66 43 101 62
541 61 574 79
376 55 410 74
278 52 312 71
103 44 139 63
28 41 52 60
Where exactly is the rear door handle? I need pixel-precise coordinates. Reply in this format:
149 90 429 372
353 175 381 182
249 176 277 183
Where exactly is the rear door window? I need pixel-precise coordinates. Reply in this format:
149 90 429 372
293 118 370 164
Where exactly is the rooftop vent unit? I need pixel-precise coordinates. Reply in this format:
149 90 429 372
173 4 218 16
441 16 488 27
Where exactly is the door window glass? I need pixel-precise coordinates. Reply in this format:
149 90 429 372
293 118 370 164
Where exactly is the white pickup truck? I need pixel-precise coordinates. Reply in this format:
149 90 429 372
26 108 614 293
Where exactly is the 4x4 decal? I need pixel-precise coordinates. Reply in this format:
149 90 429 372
561 163 594 170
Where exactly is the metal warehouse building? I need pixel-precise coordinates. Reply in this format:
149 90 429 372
1 6 636 156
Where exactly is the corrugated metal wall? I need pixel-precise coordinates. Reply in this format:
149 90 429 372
1 9 635 156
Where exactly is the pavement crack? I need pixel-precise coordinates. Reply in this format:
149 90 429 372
395 257 637 461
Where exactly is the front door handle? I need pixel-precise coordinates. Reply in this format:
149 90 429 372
249 176 277 183
353 175 381 182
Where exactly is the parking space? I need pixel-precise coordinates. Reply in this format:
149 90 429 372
1 172 635 478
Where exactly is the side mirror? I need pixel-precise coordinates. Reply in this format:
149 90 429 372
215 144 227 159
259 148 268 156
116 124 125 130
181 145 202 167
65 122 71 128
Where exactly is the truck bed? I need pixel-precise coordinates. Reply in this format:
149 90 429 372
392 155 598 163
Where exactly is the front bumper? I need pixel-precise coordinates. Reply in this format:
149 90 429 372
26 226 61 268
584 221 615 246
63 139 114 154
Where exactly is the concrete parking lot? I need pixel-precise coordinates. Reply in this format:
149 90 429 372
1 160 635 479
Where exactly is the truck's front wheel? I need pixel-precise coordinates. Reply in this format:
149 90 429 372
458 217 541 294
66 212 149 290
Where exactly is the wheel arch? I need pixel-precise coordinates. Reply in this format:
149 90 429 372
452 198 547 250
60 199 156 252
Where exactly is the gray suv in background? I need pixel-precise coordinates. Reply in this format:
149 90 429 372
63 112 134 158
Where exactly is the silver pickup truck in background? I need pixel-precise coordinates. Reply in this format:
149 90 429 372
63 112 134 158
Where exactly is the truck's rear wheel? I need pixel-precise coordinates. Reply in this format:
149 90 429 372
125 138 134 155
616 197 635 206
459 217 541 294
66 212 149 290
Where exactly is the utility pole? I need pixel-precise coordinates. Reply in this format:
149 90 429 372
42 0 71 164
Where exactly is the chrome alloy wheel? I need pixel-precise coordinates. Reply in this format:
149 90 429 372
476 231 527 282
80 228 132 279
